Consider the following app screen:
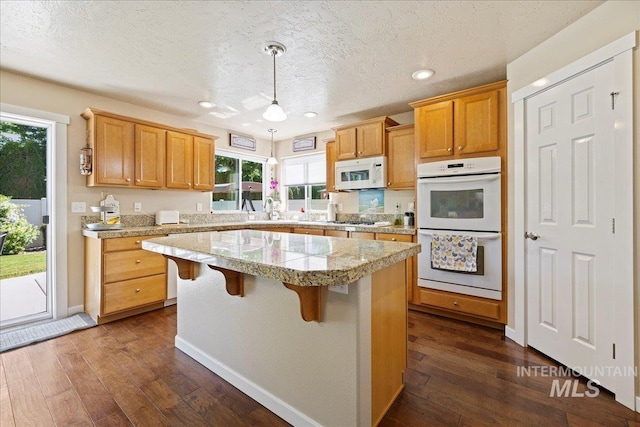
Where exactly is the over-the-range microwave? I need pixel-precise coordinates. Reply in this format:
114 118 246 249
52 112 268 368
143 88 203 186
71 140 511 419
335 156 387 190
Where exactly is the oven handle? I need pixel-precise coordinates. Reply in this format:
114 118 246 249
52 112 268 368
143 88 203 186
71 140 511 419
418 230 501 240
417 174 500 184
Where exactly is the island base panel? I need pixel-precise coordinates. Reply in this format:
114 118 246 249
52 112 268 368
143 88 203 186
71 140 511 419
174 262 407 426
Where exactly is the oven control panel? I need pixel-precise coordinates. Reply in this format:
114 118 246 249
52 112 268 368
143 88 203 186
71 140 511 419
417 156 501 177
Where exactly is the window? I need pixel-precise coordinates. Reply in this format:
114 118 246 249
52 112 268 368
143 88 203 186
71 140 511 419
212 151 267 212
283 154 327 212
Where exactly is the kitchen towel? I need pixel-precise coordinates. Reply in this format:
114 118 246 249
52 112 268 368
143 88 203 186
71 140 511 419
431 234 478 272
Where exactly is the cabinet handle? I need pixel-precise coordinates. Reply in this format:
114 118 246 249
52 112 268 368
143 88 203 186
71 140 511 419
457 146 463 151
126 178 131 182
453 301 459 306
135 288 141 293
135 259 141 264
447 147 452 152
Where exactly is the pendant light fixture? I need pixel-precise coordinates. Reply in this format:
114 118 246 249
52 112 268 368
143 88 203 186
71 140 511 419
263 42 287 122
267 128 278 165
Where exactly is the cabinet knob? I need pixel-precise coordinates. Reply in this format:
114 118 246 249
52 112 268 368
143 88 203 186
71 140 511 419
453 301 459 306
387 182 391 185
135 259 141 264
135 240 141 244
457 146 463 151
358 151 362 154
136 179 141 183
188 182 191 186
391 238 396 241
135 288 141 293
447 147 452 152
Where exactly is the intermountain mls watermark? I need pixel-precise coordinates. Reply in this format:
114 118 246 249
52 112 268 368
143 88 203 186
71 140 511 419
516 365 637 398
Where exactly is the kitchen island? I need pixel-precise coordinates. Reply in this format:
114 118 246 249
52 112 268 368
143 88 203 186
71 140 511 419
143 229 420 427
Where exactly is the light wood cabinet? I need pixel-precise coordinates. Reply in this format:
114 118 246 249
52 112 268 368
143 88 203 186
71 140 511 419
418 288 501 321
90 115 135 186
293 228 325 236
82 108 216 191
325 230 348 237
325 139 337 193
410 81 506 161
166 131 194 189
85 235 167 324
333 116 399 160
386 124 415 189
376 233 415 303
135 124 165 188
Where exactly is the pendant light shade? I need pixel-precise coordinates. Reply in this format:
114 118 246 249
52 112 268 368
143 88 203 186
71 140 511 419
267 128 278 165
263 42 287 122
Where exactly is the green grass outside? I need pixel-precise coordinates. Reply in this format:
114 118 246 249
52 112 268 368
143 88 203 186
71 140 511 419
0 251 46 280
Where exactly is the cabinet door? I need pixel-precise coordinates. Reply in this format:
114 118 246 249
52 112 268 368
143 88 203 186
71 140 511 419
387 127 415 189
454 90 499 154
414 100 454 159
94 115 134 186
325 141 336 192
376 233 414 302
357 122 385 158
336 128 357 160
350 232 375 240
193 136 214 191
166 131 194 189
134 124 165 188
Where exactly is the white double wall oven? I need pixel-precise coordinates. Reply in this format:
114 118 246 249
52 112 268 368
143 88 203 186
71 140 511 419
416 157 503 300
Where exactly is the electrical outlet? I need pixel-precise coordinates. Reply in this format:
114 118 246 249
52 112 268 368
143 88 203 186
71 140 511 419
134 202 142 212
71 202 86 213
196 203 203 212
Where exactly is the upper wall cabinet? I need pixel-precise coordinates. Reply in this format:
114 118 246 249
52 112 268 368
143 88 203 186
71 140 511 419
324 139 337 193
332 116 399 160
386 124 415 190
82 108 217 191
409 81 506 161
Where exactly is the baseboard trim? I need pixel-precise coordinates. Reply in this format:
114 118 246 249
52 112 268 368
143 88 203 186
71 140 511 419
164 298 177 307
504 326 518 343
67 305 84 316
175 336 322 427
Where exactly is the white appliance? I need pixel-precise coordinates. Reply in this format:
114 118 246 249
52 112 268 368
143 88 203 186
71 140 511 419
417 157 501 232
416 157 502 300
335 156 386 190
156 210 180 225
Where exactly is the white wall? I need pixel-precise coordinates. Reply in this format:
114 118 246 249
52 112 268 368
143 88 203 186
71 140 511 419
0 70 272 310
505 0 639 396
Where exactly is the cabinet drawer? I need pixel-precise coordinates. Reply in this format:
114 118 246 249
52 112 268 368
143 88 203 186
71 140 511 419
375 233 412 242
104 250 166 283
104 235 165 252
419 289 500 320
293 228 324 236
325 230 348 238
103 274 166 314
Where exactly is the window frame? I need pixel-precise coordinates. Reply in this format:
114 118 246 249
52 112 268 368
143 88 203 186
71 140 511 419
282 153 327 212
212 149 271 212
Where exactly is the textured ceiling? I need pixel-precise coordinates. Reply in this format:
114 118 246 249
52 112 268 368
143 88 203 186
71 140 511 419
0 1 602 140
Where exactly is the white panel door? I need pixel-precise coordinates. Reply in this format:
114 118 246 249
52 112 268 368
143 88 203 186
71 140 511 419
525 61 616 391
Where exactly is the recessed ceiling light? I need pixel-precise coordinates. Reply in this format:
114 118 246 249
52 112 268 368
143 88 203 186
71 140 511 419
412 69 435 81
303 111 317 118
198 101 215 108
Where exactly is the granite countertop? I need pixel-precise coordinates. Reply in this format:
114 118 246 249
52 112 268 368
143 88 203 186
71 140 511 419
82 220 416 239
142 230 421 287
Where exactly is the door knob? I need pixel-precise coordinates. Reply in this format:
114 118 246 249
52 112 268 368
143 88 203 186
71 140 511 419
525 232 540 240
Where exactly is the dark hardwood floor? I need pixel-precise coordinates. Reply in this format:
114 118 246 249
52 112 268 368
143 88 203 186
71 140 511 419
1 306 638 426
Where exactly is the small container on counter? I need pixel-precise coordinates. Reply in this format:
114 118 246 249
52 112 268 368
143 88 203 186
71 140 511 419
404 212 414 227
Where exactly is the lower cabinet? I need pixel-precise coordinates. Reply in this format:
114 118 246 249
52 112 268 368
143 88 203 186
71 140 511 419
375 233 415 303
324 230 348 237
293 228 324 236
85 235 167 324
418 288 502 322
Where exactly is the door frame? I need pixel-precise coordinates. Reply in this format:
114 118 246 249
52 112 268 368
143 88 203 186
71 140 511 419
0 103 70 323
511 32 636 410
